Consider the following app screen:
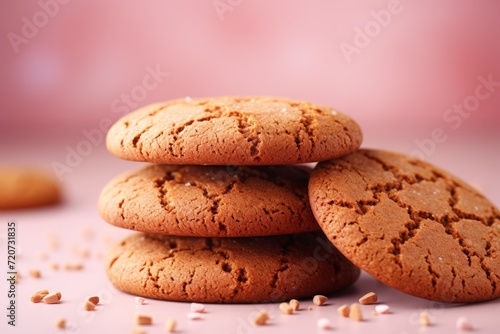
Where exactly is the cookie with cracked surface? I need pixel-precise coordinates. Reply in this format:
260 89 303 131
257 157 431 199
0 166 61 210
106 96 362 165
98 164 320 237
105 232 360 303
309 149 500 303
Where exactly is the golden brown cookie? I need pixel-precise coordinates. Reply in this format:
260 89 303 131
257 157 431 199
309 149 500 303
106 96 362 165
0 167 61 210
98 164 320 237
105 232 360 303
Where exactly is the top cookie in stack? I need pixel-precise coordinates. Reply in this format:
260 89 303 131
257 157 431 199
105 96 362 165
99 96 362 303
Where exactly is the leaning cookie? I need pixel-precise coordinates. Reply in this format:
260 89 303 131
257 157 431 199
309 149 500 303
0 167 61 210
106 96 362 165
105 232 360 303
99 164 321 237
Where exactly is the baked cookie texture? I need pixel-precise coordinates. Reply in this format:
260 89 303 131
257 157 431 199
309 149 500 303
0 167 61 210
105 233 360 303
106 96 362 165
98 164 320 237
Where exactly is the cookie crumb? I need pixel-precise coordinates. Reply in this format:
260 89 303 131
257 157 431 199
84 300 96 311
81 226 94 240
375 304 390 314
37 251 48 261
135 297 145 305
456 317 472 331
165 318 176 332
43 292 61 304
307 306 314 311
359 292 378 305
313 295 328 306
349 303 363 321
49 262 59 270
64 262 83 270
134 314 152 325
55 318 65 329
30 289 49 303
279 302 294 315
190 303 205 313
253 310 270 326
187 312 201 320
86 296 99 305
317 318 331 330
289 299 300 311
419 312 431 327
337 304 350 317
29 268 41 278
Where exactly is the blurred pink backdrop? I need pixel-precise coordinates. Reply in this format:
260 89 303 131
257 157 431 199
1 0 499 137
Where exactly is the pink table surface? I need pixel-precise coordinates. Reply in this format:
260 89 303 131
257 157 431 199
1 128 499 334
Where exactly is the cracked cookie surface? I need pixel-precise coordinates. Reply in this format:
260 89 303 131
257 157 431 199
309 149 500 302
106 96 362 165
105 232 360 303
99 164 320 237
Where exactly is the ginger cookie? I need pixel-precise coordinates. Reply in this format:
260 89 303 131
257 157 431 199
309 149 500 302
105 232 360 303
105 96 362 165
0 167 61 210
98 164 320 237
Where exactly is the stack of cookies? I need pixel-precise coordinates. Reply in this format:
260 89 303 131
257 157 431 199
98 97 362 303
99 96 500 304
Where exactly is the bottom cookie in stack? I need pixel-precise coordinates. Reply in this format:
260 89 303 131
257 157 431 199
99 164 360 302
104 232 360 303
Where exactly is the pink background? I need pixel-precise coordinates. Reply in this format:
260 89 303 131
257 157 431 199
1 1 500 333
1 0 500 136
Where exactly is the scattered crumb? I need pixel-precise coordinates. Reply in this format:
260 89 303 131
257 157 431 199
190 302 205 313
79 248 91 258
313 295 328 306
64 262 84 270
307 306 314 311
419 312 431 327
349 303 363 321
375 304 390 315
49 262 59 270
359 292 378 305
84 300 96 311
29 268 41 278
37 251 48 261
43 292 62 304
134 314 152 325
30 289 49 303
317 318 331 330
337 304 350 317
279 302 294 315
289 299 300 311
46 233 59 250
87 296 99 305
165 318 176 332
80 226 94 240
253 310 270 326
55 318 65 329
187 312 201 320
135 297 145 305
456 317 473 331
